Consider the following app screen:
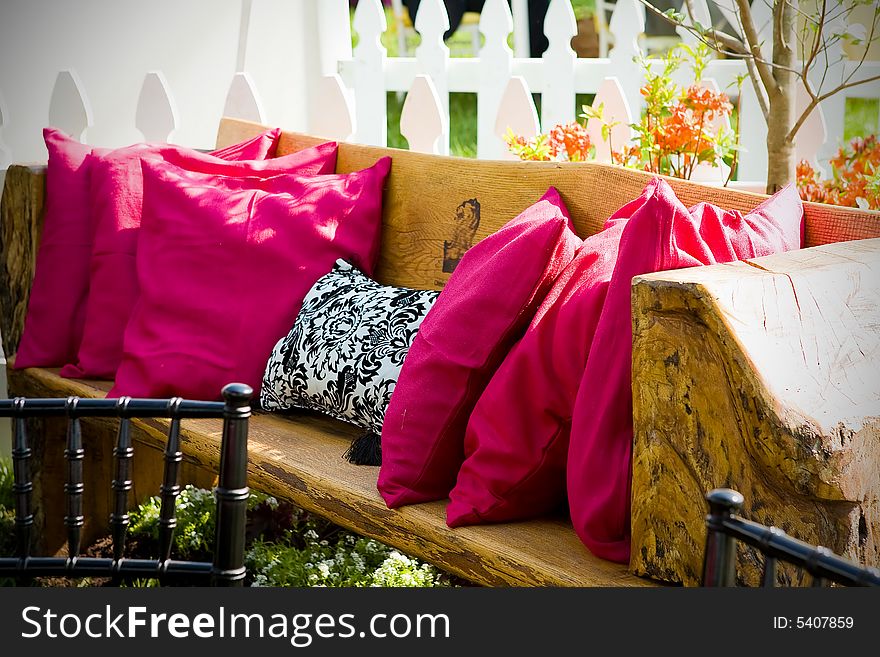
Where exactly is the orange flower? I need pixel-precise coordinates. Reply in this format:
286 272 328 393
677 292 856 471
681 85 732 121
797 135 880 210
548 122 593 161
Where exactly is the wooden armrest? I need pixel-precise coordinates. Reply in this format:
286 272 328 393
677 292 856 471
629 238 880 585
0 164 47 356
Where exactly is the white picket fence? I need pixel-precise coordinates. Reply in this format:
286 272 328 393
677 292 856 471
316 0 880 187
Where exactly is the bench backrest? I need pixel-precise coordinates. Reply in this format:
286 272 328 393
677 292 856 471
219 118 880 292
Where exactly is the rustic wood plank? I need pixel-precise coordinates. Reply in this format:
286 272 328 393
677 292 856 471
0 164 46 356
8 363 656 587
218 118 880 288
630 239 880 585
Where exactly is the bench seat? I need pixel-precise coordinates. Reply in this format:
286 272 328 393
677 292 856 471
7 363 656 587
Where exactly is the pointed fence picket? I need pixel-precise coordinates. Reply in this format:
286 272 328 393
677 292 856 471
586 77 633 164
48 70 92 142
135 72 178 143
400 74 447 154
223 72 265 125
477 0 514 159
414 0 451 155
494 76 541 160
312 75 356 142
540 0 577 131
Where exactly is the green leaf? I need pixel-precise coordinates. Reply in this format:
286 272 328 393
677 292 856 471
662 8 685 23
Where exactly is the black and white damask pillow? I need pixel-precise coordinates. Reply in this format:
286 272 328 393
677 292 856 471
261 260 439 462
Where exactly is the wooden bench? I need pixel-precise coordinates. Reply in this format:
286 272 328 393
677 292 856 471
1 117 878 586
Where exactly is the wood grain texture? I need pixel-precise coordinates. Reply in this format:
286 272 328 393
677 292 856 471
218 119 880 294
8 363 656 587
0 165 46 356
630 239 880 585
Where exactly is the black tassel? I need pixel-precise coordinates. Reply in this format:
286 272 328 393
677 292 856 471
344 430 382 466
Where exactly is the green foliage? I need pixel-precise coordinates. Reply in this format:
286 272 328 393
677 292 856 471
845 97 879 142
126 485 447 588
0 457 13 511
128 484 218 560
1 459 18 579
0 508 15 558
569 0 597 20
246 529 443 588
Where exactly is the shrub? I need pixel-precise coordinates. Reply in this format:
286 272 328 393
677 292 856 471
797 135 880 210
127 485 448 587
0 457 13 512
504 43 740 182
246 528 443 588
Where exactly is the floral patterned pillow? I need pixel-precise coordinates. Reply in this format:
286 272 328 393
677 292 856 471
261 260 439 461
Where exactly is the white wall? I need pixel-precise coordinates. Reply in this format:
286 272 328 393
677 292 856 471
0 0 319 164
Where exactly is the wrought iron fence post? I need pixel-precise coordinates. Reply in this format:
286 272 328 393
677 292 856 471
702 488 744 587
212 383 252 586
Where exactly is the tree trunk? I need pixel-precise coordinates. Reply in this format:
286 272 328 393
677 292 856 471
765 104 795 194
764 0 798 194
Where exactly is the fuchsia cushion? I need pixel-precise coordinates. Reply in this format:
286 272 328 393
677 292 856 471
445 177 802 544
18 128 283 370
446 217 629 527
568 178 803 563
378 188 581 508
15 129 96 368
209 127 281 160
108 155 391 400
61 137 337 380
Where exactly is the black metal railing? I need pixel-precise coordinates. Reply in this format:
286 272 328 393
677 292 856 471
0 382 252 586
702 488 880 587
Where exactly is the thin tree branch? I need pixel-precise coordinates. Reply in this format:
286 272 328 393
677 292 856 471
744 56 771 119
632 0 799 76
839 11 877 89
735 0 779 96
800 0 826 85
787 73 880 142
635 0 747 53
775 0 789 54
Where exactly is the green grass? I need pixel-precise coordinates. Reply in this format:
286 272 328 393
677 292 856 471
844 97 879 142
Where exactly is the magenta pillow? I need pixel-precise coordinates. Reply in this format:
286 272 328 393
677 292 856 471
108 155 391 399
209 127 281 160
446 218 628 527
15 129 96 368
61 138 338 380
568 178 803 563
377 187 581 508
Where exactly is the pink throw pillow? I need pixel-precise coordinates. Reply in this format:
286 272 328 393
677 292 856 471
209 127 281 160
15 129 96 368
377 187 581 508
61 138 337 380
446 218 628 527
568 178 803 563
109 155 391 399
16 127 281 370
